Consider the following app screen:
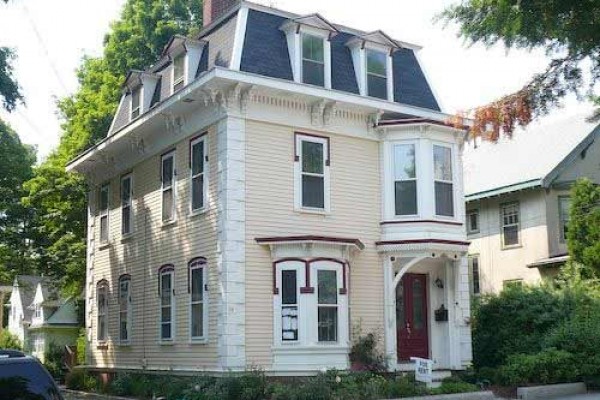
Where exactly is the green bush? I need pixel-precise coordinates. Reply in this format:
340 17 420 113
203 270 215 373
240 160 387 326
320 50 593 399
75 328 86 365
496 349 579 386
65 369 100 392
0 330 22 350
349 332 387 372
429 377 479 395
44 342 65 382
385 374 427 398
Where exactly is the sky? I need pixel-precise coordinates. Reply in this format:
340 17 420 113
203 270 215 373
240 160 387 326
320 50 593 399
0 0 590 161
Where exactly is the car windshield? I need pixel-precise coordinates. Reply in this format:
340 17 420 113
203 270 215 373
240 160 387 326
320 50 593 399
0 361 62 400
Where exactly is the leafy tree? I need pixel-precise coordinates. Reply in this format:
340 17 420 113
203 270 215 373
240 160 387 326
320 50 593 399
0 119 36 284
440 1 600 140
567 178 600 277
0 47 23 112
23 0 203 296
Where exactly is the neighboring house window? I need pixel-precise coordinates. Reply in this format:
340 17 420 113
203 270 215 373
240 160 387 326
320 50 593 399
559 196 571 242
317 269 338 342
501 202 520 247
301 33 325 87
34 305 41 319
503 279 523 290
161 152 176 223
96 281 108 342
394 143 417 216
190 136 207 212
189 258 207 340
366 49 387 99
118 275 132 343
159 266 175 341
295 134 329 211
131 88 141 120
467 209 479 234
11 305 15 319
468 255 481 295
172 54 185 92
121 174 133 236
281 268 299 341
99 184 109 244
433 145 454 217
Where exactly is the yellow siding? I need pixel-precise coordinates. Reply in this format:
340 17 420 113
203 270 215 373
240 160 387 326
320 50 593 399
245 120 384 368
90 126 219 370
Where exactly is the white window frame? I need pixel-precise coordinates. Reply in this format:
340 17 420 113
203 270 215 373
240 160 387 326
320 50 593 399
316 267 339 343
558 196 570 243
294 134 331 213
501 202 521 248
432 143 455 218
391 141 419 218
34 305 41 319
189 259 208 342
96 281 108 343
365 48 389 100
275 263 302 345
121 174 133 236
190 135 208 214
468 255 481 296
159 268 175 342
161 151 177 224
171 53 186 94
99 183 110 244
300 32 326 87
467 209 480 234
130 87 141 120
118 276 132 345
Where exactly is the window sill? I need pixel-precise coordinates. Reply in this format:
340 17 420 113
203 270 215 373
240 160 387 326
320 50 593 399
502 244 522 251
161 220 178 229
189 337 208 345
295 207 329 216
96 343 109 350
188 208 208 219
159 340 175 345
98 242 111 250
117 341 131 347
121 232 136 243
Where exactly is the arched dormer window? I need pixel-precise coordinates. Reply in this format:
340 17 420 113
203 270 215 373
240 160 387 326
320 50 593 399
158 265 175 342
188 257 208 341
118 274 132 344
96 279 109 343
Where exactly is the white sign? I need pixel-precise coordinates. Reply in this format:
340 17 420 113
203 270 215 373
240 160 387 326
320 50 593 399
410 357 433 383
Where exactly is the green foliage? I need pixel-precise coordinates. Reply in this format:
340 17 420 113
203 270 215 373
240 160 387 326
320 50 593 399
349 332 387 372
429 376 479 395
65 369 100 392
44 342 65 382
22 0 204 296
567 178 600 276
0 330 22 350
0 47 23 112
76 328 86 365
496 349 579 386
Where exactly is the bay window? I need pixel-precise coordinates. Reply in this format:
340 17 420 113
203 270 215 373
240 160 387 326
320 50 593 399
317 270 338 342
394 143 417 216
172 54 185 93
159 266 175 341
190 136 207 212
99 184 109 243
189 258 207 340
281 269 299 341
295 134 330 211
96 281 108 342
366 49 387 99
301 33 325 87
433 145 454 217
121 174 133 235
118 275 132 343
161 152 176 223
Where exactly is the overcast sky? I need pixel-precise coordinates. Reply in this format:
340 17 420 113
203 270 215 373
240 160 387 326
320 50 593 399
0 0 589 161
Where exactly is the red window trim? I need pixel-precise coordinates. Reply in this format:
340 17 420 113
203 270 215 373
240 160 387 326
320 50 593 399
272 257 349 296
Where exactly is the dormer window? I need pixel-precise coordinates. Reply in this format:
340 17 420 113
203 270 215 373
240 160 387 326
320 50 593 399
131 88 141 119
366 49 388 99
173 54 185 92
301 33 325 87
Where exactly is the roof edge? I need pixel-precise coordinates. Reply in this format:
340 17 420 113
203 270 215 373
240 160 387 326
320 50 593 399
465 179 542 202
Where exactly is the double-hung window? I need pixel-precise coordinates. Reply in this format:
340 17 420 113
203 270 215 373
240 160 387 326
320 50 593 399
467 209 479 234
190 136 207 212
501 202 520 247
118 275 132 343
161 152 176 223
317 269 338 342
394 143 417 216
189 259 207 340
301 34 325 87
159 267 175 341
468 255 480 295
558 196 571 242
34 305 41 319
281 269 299 341
366 49 388 99
131 88 141 120
96 281 108 342
433 145 454 217
172 54 185 93
296 134 329 211
99 184 109 243
121 174 133 235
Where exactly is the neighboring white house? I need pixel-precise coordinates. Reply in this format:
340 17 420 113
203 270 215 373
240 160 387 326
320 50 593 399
463 113 600 294
66 0 473 375
7 275 79 361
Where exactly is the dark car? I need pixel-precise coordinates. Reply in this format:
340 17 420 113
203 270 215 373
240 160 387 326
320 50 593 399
0 349 64 400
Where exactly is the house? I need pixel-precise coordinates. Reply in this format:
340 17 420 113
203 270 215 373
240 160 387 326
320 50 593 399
66 0 472 375
7 275 79 361
463 113 600 294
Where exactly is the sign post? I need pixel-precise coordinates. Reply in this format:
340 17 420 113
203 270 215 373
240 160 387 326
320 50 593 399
410 357 433 385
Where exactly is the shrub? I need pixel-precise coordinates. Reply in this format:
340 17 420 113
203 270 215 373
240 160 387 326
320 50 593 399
76 328 86 365
385 374 427 398
429 377 479 395
65 369 100 392
0 330 22 350
349 332 387 372
496 349 579 386
44 342 65 382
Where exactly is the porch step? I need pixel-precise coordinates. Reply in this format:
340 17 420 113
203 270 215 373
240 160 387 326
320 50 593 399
429 370 452 388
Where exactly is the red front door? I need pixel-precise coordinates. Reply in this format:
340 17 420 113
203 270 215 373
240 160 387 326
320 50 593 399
396 273 429 361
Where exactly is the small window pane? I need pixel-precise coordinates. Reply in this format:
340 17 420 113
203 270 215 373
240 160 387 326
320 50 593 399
559 196 570 241
122 207 131 234
471 257 480 295
100 186 109 211
433 145 452 181
192 141 204 176
120 318 128 341
131 89 140 118
162 156 174 187
302 175 324 209
302 34 324 63
318 307 337 342
318 270 337 304
191 303 203 338
395 181 417 215
282 306 298 341
173 54 185 89
161 306 171 323
503 225 519 246
161 274 172 305
435 182 454 217
302 60 325 86
412 279 424 329
161 324 172 339
192 176 204 210
281 270 297 305
367 49 386 76
302 141 324 174
121 178 131 203
468 211 479 233
367 75 387 99
394 144 416 180
162 189 174 221
191 267 203 302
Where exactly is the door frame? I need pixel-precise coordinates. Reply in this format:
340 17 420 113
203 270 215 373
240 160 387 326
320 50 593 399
396 272 430 361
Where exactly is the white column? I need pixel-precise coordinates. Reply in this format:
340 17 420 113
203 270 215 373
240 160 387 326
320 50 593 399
444 259 459 369
86 189 96 365
383 257 397 367
216 115 247 371
456 256 473 367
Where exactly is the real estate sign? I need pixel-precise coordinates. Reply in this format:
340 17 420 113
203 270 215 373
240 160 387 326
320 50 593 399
410 357 433 383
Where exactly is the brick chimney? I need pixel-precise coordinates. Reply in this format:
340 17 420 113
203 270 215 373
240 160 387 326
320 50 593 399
203 0 239 27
